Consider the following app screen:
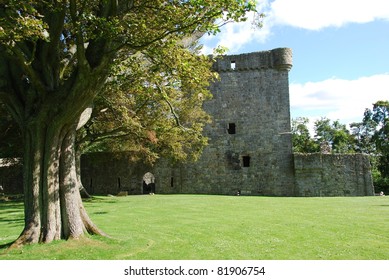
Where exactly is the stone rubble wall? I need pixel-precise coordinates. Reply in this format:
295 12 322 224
0 159 22 194
80 152 152 195
294 153 374 196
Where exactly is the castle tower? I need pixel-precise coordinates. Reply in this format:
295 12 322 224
155 48 296 196
78 48 374 197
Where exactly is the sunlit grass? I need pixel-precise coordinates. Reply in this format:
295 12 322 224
1 195 389 260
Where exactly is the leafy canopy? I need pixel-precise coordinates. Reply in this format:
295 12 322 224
1 0 260 161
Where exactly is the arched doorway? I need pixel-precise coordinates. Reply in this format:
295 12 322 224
142 172 155 194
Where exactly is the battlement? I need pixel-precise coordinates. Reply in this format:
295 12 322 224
213 47 293 72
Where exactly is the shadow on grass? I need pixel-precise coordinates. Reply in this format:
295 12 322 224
0 241 13 250
83 196 120 204
0 199 23 250
0 200 24 224
93 211 108 215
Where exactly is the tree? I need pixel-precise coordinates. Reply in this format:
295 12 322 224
361 101 389 192
350 120 376 154
0 0 259 246
314 117 354 154
74 40 214 197
78 40 214 164
291 117 319 153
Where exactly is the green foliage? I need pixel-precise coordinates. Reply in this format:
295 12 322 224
77 39 214 164
360 100 389 190
0 1 49 43
350 120 376 154
292 100 389 190
1 195 389 259
291 117 355 154
314 117 355 153
368 101 389 155
1 0 259 161
291 117 319 153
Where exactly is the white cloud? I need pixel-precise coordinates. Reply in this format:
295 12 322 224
201 11 273 54
201 1 274 54
290 74 389 126
271 0 389 30
200 0 389 53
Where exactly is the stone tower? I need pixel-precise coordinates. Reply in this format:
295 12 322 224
155 48 296 196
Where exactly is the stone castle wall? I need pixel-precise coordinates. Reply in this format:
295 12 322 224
153 48 295 196
80 152 152 195
0 48 375 197
294 153 374 196
78 151 374 197
0 159 22 194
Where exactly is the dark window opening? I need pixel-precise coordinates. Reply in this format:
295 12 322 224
242 156 251 167
117 177 121 191
231 60 236 70
228 123 236 134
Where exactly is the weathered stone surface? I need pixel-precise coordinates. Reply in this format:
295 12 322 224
294 153 374 196
0 158 22 194
80 152 153 195
154 48 295 196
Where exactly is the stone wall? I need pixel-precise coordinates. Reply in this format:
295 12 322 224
0 159 22 194
80 152 153 195
151 48 296 196
294 153 374 196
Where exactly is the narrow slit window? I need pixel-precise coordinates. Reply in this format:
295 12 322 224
242 156 251 167
231 60 236 70
228 123 236 134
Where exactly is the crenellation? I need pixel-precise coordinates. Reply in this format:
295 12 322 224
213 48 291 72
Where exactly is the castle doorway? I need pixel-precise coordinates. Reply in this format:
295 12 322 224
142 172 155 194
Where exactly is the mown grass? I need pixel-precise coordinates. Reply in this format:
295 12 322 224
1 195 389 260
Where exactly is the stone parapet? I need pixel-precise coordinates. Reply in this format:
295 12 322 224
212 48 293 72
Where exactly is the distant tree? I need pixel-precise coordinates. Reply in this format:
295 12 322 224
350 120 376 154
314 117 355 154
361 101 389 192
291 117 319 153
0 0 259 246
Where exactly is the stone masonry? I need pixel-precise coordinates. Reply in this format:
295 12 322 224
294 153 374 196
80 48 374 197
153 48 295 196
1 48 375 196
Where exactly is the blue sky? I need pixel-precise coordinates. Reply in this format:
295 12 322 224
200 0 389 131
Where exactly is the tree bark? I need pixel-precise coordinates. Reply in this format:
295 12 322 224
11 119 106 247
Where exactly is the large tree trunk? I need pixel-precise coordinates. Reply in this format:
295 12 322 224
12 119 105 247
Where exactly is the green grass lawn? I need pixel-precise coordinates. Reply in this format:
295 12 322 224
1 194 389 260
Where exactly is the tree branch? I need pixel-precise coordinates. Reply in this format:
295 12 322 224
69 0 89 73
156 86 186 130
